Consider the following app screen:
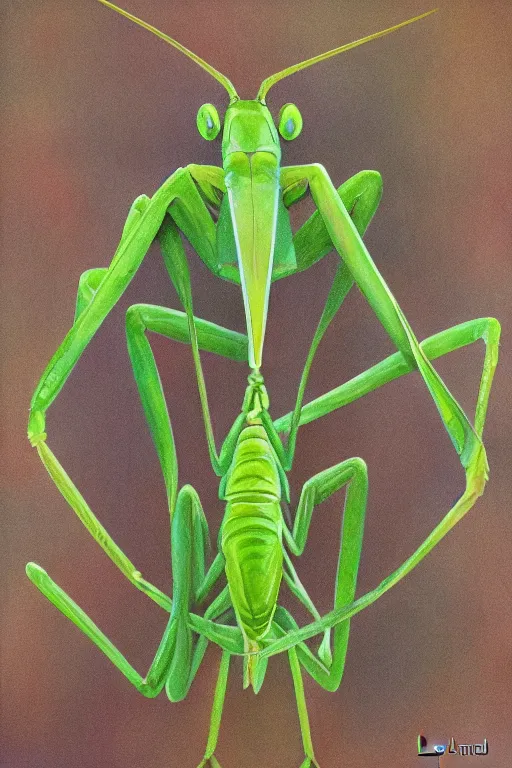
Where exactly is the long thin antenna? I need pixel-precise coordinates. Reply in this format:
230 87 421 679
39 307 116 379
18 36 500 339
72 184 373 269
97 0 238 101
257 9 438 102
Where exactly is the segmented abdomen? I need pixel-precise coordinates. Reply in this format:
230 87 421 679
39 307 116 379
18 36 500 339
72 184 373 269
221 425 283 643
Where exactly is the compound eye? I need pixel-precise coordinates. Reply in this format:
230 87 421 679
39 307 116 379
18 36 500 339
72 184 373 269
278 103 303 141
197 103 221 140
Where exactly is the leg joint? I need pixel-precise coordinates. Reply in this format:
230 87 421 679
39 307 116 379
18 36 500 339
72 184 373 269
484 316 501 343
125 303 148 334
347 456 368 476
308 162 327 182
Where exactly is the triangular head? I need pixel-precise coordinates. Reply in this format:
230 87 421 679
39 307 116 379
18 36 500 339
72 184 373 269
98 0 438 370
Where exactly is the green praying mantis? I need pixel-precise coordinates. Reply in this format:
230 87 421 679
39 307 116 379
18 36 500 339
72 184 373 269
26 2 500 766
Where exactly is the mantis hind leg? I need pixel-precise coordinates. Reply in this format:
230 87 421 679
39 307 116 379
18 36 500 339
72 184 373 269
282 458 368 691
196 651 230 768
26 484 222 703
261 333 499 660
289 646 320 768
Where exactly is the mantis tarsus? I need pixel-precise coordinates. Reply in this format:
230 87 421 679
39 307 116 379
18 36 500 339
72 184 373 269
26 2 500 766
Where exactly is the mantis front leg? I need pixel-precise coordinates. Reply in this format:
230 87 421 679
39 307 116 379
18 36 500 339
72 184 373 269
27 168 219 598
28 166 219 443
31 176 169 442
27 185 177 607
284 163 493 486
282 169 382 468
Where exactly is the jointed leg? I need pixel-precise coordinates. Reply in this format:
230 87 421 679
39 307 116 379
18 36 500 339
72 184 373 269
26 485 224 704
282 163 494 479
275 317 500 440
282 552 323 625
288 648 319 768
197 651 230 768
259 167 500 661
292 169 383 274
28 167 207 443
283 170 383 468
263 336 498 663
288 646 320 768
34 440 172 610
263 387 498 658
28 261 174 609
188 164 226 213
281 458 368 690
186 587 234 693
261 469 493 658
47 278 247 606
126 301 247 509
26 314 245 612
26 561 175 697
157 216 252 476
261 611 321 766
27 169 221 602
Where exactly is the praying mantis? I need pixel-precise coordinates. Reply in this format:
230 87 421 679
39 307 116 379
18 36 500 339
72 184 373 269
25 1 501 766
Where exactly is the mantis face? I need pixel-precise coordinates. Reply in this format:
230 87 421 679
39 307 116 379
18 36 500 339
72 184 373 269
98 0 438 370
197 98 306 370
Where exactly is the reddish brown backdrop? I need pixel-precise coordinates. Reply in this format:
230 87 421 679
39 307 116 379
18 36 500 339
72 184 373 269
2 1 511 767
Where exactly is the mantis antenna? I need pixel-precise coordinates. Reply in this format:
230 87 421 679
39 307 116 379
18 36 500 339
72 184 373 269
97 0 239 101
257 8 439 101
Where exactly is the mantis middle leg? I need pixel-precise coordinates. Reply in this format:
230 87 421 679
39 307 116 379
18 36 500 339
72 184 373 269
125 301 248 512
26 484 223 698
275 317 500 438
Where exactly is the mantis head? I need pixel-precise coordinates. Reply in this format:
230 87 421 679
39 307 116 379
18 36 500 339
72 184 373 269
98 0 438 369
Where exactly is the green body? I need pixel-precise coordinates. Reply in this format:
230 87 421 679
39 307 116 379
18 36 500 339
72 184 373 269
213 100 290 368
25 4 501 767
222 424 284 646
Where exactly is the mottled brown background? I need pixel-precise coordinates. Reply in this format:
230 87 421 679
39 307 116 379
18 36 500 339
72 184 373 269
2 1 511 767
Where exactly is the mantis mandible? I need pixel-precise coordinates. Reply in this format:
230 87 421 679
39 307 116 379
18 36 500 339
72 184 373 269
26 2 500 766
